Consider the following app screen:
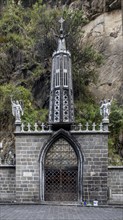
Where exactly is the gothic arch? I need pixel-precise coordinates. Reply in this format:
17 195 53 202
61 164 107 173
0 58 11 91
39 129 84 202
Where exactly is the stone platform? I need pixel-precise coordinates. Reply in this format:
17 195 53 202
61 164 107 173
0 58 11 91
0 204 123 220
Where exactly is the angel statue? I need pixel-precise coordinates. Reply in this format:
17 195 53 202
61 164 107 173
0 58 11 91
11 97 23 122
100 97 113 119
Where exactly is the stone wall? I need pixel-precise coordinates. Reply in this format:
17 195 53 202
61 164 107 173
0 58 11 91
1 131 123 205
15 133 51 203
73 133 108 204
108 166 123 203
0 166 15 202
15 131 109 204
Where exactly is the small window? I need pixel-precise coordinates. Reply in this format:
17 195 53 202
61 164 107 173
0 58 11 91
55 70 60 87
55 56 60 87
56 56 60 69
63 70 67 86
63 56 68 86
64 55 67 69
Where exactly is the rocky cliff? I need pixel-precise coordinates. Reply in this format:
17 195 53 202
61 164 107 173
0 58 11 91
82 9 123 103
46 0 121 18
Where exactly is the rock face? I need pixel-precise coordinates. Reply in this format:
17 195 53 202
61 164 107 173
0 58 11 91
81 0 121 13
82 10 123 103
43 0 121 13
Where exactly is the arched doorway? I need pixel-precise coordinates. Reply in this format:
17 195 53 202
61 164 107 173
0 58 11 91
39 129 84 202
44 138 78 201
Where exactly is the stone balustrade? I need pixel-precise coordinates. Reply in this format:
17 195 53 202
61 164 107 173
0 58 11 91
20 122 52 133
70 122 105 132
14 121 109 133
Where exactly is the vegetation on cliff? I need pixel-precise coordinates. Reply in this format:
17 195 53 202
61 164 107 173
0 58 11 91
0 0 122 165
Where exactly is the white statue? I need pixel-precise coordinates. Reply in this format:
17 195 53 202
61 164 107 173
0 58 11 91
100 98 112 119
11 98 23 122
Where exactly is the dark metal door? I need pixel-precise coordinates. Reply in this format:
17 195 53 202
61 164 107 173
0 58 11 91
44 138 78 201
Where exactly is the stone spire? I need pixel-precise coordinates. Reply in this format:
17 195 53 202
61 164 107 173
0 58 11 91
57 18 66 51
49 18 74 129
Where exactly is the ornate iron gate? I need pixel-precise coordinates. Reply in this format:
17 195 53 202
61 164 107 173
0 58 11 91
44 138 78 201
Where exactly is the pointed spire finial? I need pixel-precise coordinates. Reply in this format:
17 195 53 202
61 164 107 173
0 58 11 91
57 17 66 50
59 17 65 31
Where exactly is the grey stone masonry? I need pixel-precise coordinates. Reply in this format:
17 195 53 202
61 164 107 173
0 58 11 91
15 127 109 204
15 133 51 203
108 166 123 202
0 166 15 202
73 133 109 205
0 122 110 204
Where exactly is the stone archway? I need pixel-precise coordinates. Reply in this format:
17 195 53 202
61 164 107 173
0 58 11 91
39 129 84 202
44 138 78 201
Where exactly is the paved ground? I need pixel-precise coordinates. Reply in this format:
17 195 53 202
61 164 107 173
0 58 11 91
0 205 123 220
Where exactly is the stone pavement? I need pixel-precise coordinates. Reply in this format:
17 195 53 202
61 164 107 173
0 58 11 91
0 205 123 220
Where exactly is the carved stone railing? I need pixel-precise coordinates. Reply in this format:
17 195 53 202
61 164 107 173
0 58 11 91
16 122 53 133
14 121 109 133
70 122 109 133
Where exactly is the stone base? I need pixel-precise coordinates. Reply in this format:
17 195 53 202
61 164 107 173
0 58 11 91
102 118 109 124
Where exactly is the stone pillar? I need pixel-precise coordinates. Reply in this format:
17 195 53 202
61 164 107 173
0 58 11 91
102 118 109 131
74 133 109 205
15 122 21 132
15 133 50 203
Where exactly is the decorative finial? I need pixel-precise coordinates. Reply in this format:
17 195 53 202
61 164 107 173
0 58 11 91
59 17 65 31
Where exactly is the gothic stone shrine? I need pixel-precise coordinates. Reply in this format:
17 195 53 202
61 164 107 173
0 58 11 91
1 18 110 205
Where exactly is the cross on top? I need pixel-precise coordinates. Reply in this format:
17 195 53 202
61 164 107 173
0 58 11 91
59 17 65 30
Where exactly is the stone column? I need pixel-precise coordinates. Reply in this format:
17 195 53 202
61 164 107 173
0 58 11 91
102 118 109 131
15 122 21 132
